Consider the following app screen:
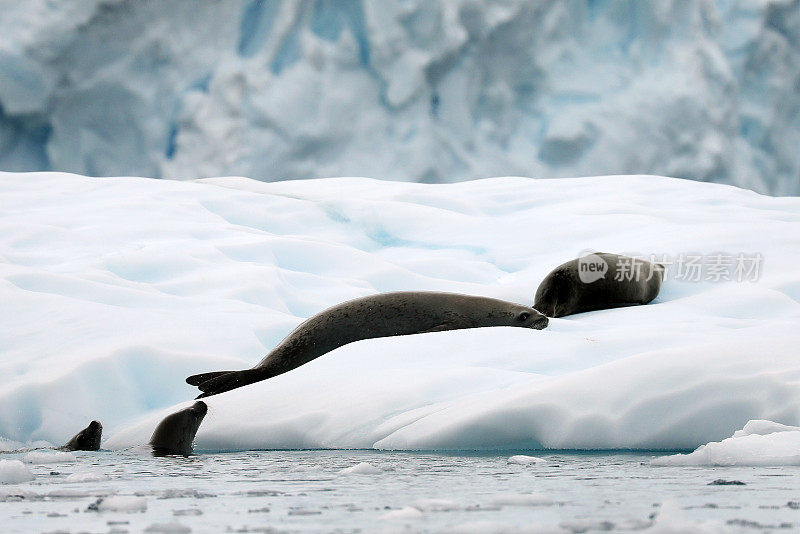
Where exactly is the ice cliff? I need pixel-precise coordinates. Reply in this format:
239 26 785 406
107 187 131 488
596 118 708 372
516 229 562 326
0 0 799 194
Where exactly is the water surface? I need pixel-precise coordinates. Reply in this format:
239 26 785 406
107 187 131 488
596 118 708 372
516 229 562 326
2 450 798 532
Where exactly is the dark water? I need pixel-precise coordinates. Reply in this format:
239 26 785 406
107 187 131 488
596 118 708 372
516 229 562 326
1 450 799 532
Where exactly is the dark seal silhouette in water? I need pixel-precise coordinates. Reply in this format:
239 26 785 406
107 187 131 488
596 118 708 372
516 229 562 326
149 401 208 456
61 420 102 451
534 252 664 318
187 291 549 398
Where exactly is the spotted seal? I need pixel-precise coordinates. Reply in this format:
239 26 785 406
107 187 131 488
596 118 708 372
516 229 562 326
187 291 548 398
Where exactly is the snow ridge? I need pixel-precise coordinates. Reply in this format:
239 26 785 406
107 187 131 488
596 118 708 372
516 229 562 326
1 171 798 452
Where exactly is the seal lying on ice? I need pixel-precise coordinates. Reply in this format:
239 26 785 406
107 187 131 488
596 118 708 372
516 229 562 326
149 401 208 456
534 252 664 318
187 291 549 398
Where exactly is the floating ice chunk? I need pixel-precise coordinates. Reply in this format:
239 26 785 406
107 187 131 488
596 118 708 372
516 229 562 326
89 495 148 513
65 471 110 482
442 521 565 533
560 520 615 532
507 455 545 465
652 421 800 467
413 498 460 511
144 522 191 533
22 450 76 464
47 488 92 498
0 487 37 500
338 462 382 474
173 509 203 516
379 506 424 520
708 479 745 486
0 460 34 484
732 420 800 438
490 493 553 506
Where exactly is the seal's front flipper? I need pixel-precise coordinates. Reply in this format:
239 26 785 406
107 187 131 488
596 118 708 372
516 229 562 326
186 371 234 386
195 369 260 398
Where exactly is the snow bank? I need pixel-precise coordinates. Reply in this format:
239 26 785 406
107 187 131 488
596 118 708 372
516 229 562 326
0 460 34 484
652 420 800 467
1 2 799 194
1 171 799 453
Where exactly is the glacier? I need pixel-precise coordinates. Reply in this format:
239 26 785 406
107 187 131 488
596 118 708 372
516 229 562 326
0 171 798 453
1 0 799 194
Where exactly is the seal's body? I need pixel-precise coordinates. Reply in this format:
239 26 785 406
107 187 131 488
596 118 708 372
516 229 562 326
149 401 208 456
534 252 664 318
188 291 548 398
61 421 102 451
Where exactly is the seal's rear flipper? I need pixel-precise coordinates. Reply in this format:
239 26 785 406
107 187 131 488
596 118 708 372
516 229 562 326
186 371 233 386
195 369 259 398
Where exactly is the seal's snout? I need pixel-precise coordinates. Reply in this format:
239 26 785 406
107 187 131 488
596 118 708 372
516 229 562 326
89 420 102 430
533 315 549 329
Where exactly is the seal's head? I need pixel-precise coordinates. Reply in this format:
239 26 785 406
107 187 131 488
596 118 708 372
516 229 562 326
150 401 208 456
534 268 578 318
480 302 549 330
63 420 103 451
511 307 549 329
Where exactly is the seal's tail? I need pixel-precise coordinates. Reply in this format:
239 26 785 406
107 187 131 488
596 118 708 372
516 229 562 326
194 369 260 398
186 371 233 386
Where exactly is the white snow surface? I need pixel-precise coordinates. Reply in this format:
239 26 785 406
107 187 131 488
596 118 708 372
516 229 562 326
0 171 799 453
1 1 800 194
652 420 800 466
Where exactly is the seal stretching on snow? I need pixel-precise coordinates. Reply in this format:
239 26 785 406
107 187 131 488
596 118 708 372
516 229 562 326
61 420 103 451
149 401 208 456
534 252 664 318
187 291 549 398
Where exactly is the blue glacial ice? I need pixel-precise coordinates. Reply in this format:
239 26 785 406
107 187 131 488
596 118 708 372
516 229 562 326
0 0 799 194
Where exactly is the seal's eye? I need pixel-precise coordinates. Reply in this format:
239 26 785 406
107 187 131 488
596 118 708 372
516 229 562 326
518 312 530 321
